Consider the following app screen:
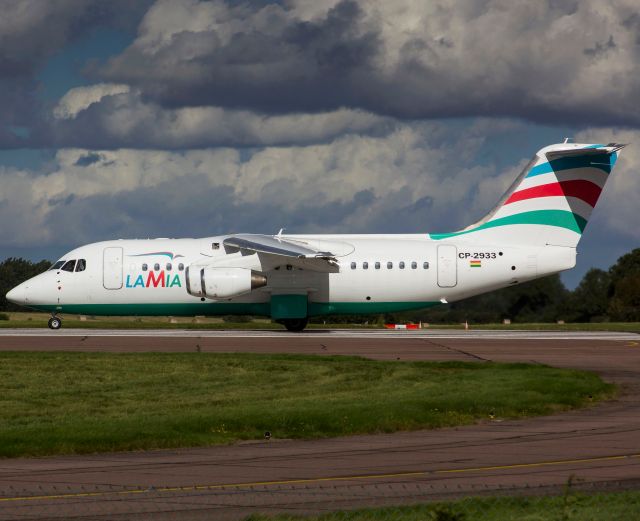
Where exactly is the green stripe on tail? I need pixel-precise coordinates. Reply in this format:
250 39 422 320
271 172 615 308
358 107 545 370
430 210 587 240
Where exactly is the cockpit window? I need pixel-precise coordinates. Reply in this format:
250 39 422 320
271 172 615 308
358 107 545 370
50 261 65 270
61 260 76 272
75 259 86 272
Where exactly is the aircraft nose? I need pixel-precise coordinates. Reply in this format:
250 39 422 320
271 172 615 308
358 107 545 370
6 284 25 305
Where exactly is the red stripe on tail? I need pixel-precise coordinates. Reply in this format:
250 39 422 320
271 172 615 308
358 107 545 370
505 180 602 207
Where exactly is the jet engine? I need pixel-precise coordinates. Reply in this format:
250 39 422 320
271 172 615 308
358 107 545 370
185 267 267 299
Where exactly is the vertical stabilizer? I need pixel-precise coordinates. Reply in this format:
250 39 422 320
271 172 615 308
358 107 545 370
430 143 625 246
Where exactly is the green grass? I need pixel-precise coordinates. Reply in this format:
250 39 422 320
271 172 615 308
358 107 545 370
0 353 613 457
244 490 640 520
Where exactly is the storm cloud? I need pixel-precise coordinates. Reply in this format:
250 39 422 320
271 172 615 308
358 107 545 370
93 0 640 127
0 0 151 146
2 0 640 149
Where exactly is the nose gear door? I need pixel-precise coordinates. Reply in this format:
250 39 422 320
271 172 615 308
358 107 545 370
103 247 123 290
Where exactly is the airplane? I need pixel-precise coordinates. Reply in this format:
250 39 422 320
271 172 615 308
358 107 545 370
6 142 626 331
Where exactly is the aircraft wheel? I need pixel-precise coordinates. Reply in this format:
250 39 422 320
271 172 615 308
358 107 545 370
48 317 62 330
282 318 308 332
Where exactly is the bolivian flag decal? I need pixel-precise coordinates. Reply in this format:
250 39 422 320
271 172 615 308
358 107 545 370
470 259 482 268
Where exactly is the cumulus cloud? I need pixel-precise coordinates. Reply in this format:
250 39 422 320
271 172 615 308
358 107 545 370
44 87 393 148
94 0 640 127
53 84 131 119
0 122 520 247
0 0 150 136
4 0 640 149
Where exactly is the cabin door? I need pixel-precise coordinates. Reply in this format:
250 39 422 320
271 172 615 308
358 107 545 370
103 247 123 290
437 244 458 288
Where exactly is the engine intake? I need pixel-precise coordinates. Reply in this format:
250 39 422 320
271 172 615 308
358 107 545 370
185 267 267 299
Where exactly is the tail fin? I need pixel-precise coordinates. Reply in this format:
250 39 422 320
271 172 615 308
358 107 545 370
430 142 626 246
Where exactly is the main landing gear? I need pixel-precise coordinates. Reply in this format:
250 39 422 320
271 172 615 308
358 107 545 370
280 318 308 332
48 315 62 330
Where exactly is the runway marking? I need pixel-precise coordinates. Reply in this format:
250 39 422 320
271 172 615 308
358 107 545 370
2 453 639 504
628 341 639 347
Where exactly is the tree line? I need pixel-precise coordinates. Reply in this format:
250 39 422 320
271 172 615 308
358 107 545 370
1 248 638 322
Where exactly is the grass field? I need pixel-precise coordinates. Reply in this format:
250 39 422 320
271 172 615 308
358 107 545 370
244 490 640 520
0 353 613 457
0 312 639 331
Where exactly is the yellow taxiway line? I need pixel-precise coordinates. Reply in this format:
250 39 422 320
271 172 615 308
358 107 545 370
2 453 639 503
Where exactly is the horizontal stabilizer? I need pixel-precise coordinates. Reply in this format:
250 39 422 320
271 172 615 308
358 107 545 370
545 143 626 160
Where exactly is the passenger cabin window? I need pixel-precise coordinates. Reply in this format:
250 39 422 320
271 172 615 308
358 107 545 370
399 261 405 269
363 261 369 270
387 261 393 269
61 260 76 272
212 242 220 250
166 263 172 271
142 263 148 271
154 263 160 271
50 261 65 270
375 262 380 269
350 262 356 269
411 261 417 269
423 261 430 269
178 263 185 271
75 259 86 272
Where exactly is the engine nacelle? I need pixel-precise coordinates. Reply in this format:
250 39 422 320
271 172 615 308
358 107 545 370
185 267 267 299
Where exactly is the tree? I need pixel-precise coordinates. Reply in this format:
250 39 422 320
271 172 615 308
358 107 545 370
0 258 52 311
563 268 611 322
608 248 640 321
503 274 568 323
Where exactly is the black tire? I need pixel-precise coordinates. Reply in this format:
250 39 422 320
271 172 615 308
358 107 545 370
48 317 62 330
282 318 308 332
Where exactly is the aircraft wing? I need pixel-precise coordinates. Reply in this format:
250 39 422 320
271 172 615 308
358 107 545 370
223 234 339 271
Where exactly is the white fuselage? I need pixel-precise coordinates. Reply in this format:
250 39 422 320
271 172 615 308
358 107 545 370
7 234 576 318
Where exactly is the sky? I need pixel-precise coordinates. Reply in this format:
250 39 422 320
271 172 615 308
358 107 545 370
1 0 639 288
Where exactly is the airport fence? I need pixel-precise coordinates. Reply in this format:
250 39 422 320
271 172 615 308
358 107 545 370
1 479 640 521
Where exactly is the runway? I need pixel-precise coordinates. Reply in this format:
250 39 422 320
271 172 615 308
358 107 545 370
1 329 639 520
0 327 637 339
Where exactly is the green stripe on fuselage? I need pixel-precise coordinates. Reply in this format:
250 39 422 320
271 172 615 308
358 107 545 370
30 301 440 317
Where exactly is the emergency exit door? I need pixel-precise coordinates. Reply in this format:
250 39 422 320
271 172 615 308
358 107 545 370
103 247 123 290
437 244 457 288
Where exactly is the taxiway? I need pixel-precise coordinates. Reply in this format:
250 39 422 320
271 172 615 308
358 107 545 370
0 329 639 520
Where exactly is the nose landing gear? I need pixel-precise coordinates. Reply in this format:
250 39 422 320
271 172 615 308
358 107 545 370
48 315 62 330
